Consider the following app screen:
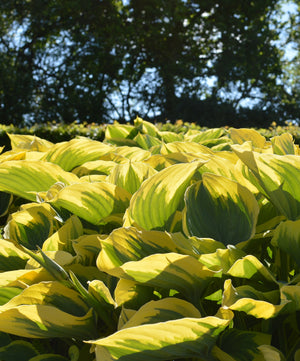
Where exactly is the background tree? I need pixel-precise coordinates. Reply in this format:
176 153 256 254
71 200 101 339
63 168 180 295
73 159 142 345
118 0 287 126
0 0 298 126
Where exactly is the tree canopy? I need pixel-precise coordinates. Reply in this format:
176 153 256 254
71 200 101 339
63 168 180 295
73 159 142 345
0 0 299 127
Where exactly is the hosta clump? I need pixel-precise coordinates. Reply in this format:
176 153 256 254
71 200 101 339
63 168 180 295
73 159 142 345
0 119 300 360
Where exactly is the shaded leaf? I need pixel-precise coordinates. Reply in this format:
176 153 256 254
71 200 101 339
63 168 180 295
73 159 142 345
0 191 13 217
0 340 38 361
29 354 69 361
217 328 271 361
271 219 300 267
183 173 259 245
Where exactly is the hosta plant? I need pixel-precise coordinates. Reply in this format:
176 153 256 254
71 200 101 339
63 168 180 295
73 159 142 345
0 117 300 360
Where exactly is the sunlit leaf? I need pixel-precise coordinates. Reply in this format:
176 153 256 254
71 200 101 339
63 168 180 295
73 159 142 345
0 239 29 271
133 133 161 150
134 116 159 137
161 141 214 156
232 147 300 220
0 267 55 289
271 133 296 155
0 281 97 339
121 297 201 329
0 160 78 201
72 160 116 177
98 252 220 304
227 255 277 284
89 312 232 361
26 250 75 270
229 128 266 148
8 133 53 152
222 280 286 319
144 152 200 171
42 215 83 253
79 174 107 183
173 234 225 256
108 145 151 161
4 203 57 250
124 161 205 230
42 137 113 171
106 161 156 194
88 280 116 307
158 131 183 143
105 124 138 141
98 227 188 271
185 128 226 142
50 182 131 225
199 247 246 273
0 287 23 305
0 149 27 163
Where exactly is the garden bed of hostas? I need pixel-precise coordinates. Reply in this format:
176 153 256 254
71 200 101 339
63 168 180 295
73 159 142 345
0 117 299 361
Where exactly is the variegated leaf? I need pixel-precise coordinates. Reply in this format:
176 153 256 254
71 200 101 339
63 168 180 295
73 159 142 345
0 160 78 201
49 182 131 225
0 281 97 339
106 161 156 194
124 161 205 230
183 173 259 245
88 313 232 361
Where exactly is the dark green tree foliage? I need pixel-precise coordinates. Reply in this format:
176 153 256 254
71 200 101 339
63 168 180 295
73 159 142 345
124 0 285 126
0 0 297 126
0 0 125 124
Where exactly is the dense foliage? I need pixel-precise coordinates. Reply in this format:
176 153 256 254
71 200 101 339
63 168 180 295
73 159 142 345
0 120 300 150
0 0 299 126
1 118 300 360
